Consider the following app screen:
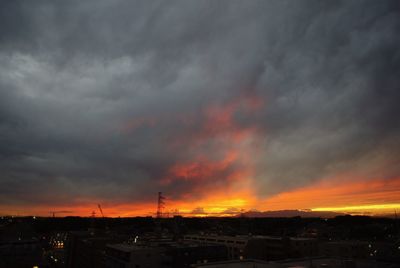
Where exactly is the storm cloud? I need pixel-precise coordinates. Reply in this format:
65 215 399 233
0 0 399 212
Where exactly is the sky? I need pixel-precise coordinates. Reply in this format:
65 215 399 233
0 0 399 217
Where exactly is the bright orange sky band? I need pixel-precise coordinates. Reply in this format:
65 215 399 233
2 176 399 217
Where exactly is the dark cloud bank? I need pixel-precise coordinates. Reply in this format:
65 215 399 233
0 0 399 208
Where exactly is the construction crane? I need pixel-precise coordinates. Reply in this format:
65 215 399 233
98 204 105 218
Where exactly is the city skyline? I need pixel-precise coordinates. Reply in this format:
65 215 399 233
1 1 399 217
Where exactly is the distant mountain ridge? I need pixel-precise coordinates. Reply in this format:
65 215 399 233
237 210 345 218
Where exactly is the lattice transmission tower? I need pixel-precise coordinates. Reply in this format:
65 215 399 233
156 192 165 218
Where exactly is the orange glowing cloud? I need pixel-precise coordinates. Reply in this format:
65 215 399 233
201 94 264 141
159 94 264 203
162 150 238 183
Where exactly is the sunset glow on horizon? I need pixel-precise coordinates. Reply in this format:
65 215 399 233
2 176 400 217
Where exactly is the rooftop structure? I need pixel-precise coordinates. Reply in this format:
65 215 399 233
184 234 318 261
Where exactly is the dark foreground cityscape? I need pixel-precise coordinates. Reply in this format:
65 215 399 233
1 214 399 268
